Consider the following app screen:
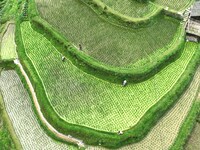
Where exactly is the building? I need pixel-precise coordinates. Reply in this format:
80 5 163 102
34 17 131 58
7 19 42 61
191 1 200 20
186 1 200 42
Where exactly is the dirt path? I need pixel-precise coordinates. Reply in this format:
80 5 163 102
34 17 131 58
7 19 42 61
14 59 85 148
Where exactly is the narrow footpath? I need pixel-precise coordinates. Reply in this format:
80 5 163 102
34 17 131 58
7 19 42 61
14 59 85 148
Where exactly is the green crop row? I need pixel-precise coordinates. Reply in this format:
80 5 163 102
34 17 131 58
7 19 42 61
16 19 200 148
154 0 194 12
101 0 157 18
81 0 163 28
30 16 185 84
33 0 181 69
28 0 186 83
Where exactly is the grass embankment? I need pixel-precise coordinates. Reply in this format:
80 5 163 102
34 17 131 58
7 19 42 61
15 19 200 148
34 0 180 68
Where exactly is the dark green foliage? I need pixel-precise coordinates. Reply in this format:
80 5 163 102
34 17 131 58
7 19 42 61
136 0 149 3
0 104 16 150
197 115 200 123
0 126 16 150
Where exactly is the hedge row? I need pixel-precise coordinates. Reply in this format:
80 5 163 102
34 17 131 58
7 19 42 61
15 17 200 148
80 0 163 28
31 16 185 84
0 60 15 69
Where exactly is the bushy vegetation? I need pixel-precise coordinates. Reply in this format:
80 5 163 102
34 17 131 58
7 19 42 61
0 126 15 150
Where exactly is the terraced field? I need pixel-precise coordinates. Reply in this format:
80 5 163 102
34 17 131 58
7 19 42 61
0 70 77 150
99 0 159 18
21 21 197 132
35 0 180 67
87 66 200 149
0 0 199 149
154 0 194 11
0 24 17 60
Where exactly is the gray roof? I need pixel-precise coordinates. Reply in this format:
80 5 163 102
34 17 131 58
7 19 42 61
191 1 200 17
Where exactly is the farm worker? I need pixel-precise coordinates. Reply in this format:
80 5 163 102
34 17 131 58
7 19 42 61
122 80 127 87
79 43 82 50
62 56 65 61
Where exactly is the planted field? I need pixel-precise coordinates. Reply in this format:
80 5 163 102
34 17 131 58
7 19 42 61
99 0 159 18
35 0 180 67
21 21 197 132
87 66 200 149
0 70 77 150
0 24 17 60
154 0 194 11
